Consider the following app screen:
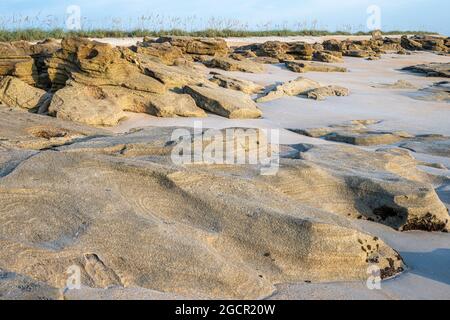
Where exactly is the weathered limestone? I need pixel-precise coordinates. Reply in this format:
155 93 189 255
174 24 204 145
256 77 321 102
235 41 314 61
402 62 450 78
371 80 418 89
313 51 344 63
260 144 450 232
0 76 50 111
306 85 350 100
291 120 407 146
136 52 209 89
46 37 166 93
209 73 264 94
204 56 265 73
0 39 60 88
43 38 215 124
152 36 229 57
285 61 347 73
0 123 408 299
0 106 109 150
397 35 449 53
134 43 184 65
184 85 262 118
326 132 403 145
103 87 207 118
48 81 127 126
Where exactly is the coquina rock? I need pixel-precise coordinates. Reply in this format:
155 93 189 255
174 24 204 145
256 77 321 102
256 145 450 232
306 85 350 100
0 39 60 89
209 73 264 94
46 37 166 93
0 122 407 299
45 38 212 124
184 85 262 118
402 62 450 78
0 56 38 86
48 81 127 126
135 51 209 89
133 41 184 65
152 36 229 57
203 56 265 73
48 80 207 126
0 76 50 111
313 51 344 63
400 35 424 51
236 41 314 61
102 87 207 118
0 106 109 150
285 61 347 73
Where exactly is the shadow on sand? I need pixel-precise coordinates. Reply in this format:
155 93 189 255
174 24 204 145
400 248 450 285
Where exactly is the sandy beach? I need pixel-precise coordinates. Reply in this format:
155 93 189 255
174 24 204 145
99 37 450 300
0 33 449 301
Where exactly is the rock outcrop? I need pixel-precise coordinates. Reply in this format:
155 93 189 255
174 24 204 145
136 51 209 89
0 76 50 111
44 37 212 125
401 35 449 53
259 144 449 232
313 51 344 63
256 77 321 102
184 85 262 118
291 120 408 146
152 36 229 57
285 61 347 73
0 39 60 88
46 37 166 92
402 62 450 78
133 39 184 65
203 56 265 73
48 81 127 126
209 73 264 94
306 85 350 100
0 106 109 150
235 41 314 61
0 122 408 299
256 77 348 102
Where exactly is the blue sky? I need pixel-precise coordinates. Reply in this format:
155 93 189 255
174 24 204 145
1 0 449 34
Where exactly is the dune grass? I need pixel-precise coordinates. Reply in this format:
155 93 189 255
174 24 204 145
0 28 438 42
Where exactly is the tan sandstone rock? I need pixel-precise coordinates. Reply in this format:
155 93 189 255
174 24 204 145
153 36 229 57
285 61 347 73
0 76 49 111
306 85 350 100
47 37 166 93
256 77 321 102
204 56 265 73
0 123 409 299
313 51 344 63
48 81 127 126
209 73 264 94
184 85 262 118
134 41 184 65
